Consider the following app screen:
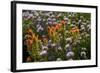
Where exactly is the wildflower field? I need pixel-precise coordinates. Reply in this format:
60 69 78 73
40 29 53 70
22 10 91 62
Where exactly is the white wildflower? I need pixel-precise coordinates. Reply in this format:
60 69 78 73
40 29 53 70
58 46 62 50
64 17 68 21
51 43 56 47
81 47 87 51
66 51 74 58
87 24 91 29
81 51 86 57
57 13 62 17
51 14 55 18
81 25 84 28
48 21 53 25
42 45 48 50
72 21 76 24
23 11 29 17
34 11 39 16
68 14 71 17
80 16 83 19
66 37 72 43
82 22 86 25
57 58 62 61
65 30 69 34
76 40 80 43
48 40 52 43
53 22 57 25
47 18 51 21
85 34 90 37
65 44 70 48
37 25 44 32
37 17 42 21
40 50 47 56
70 24 75 27
52 18 56 21
78 36 82 40
79 20 82 23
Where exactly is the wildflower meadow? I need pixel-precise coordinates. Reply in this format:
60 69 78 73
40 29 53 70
22 10 91 62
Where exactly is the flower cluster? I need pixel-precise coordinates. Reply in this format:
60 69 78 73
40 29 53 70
23 10 91 62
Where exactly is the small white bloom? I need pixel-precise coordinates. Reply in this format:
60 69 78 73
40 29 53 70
68 14 71 17
42 45 48 50
87 24 91 29
66 51 74 58
57 13 62 17
65 44 70 48
66 38 72 41
37 25 44 32
70 24 75 27
68 20 71 24
80 16 83 19
72 21 76 24
34 11 39 16
57 58 62 61
37 17 42 21
86 20 90 24
49 12 53 14
81 33 85 36
66 38 72 43
81 47 86 51
81 25 84 28
79 20 82 23
65 30 69 34
51 14 55 18
53 22 57 24
83 22 86 25
40 50 47 56
60 36 63 39
42 35 46 38
85 34 90 37
36 24 40 28
64 16 68 21
46 13 50 16
47 18 51 21
58 46 62 50
23 11 29 17
81 27 85 31
43 19 46 22
81 51 86 57
52 18 56 21
48 40 52 43
48 21 53 25
78 36 82 40
27 14 33 19
76 40 80 43
29 14 33 17
51 43 56 47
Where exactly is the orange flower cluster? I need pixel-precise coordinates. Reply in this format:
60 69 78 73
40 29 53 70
24 28 40 50
47 20 66 34
70 26 80 40
61 20 66 25
70 27 80 33
47 24 62 37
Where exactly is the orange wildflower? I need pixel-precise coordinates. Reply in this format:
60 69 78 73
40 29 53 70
27 28 33 36
55 24 61 30
70 27 79 33
61 20 66 24
33 34 39 42
48 26 52 36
